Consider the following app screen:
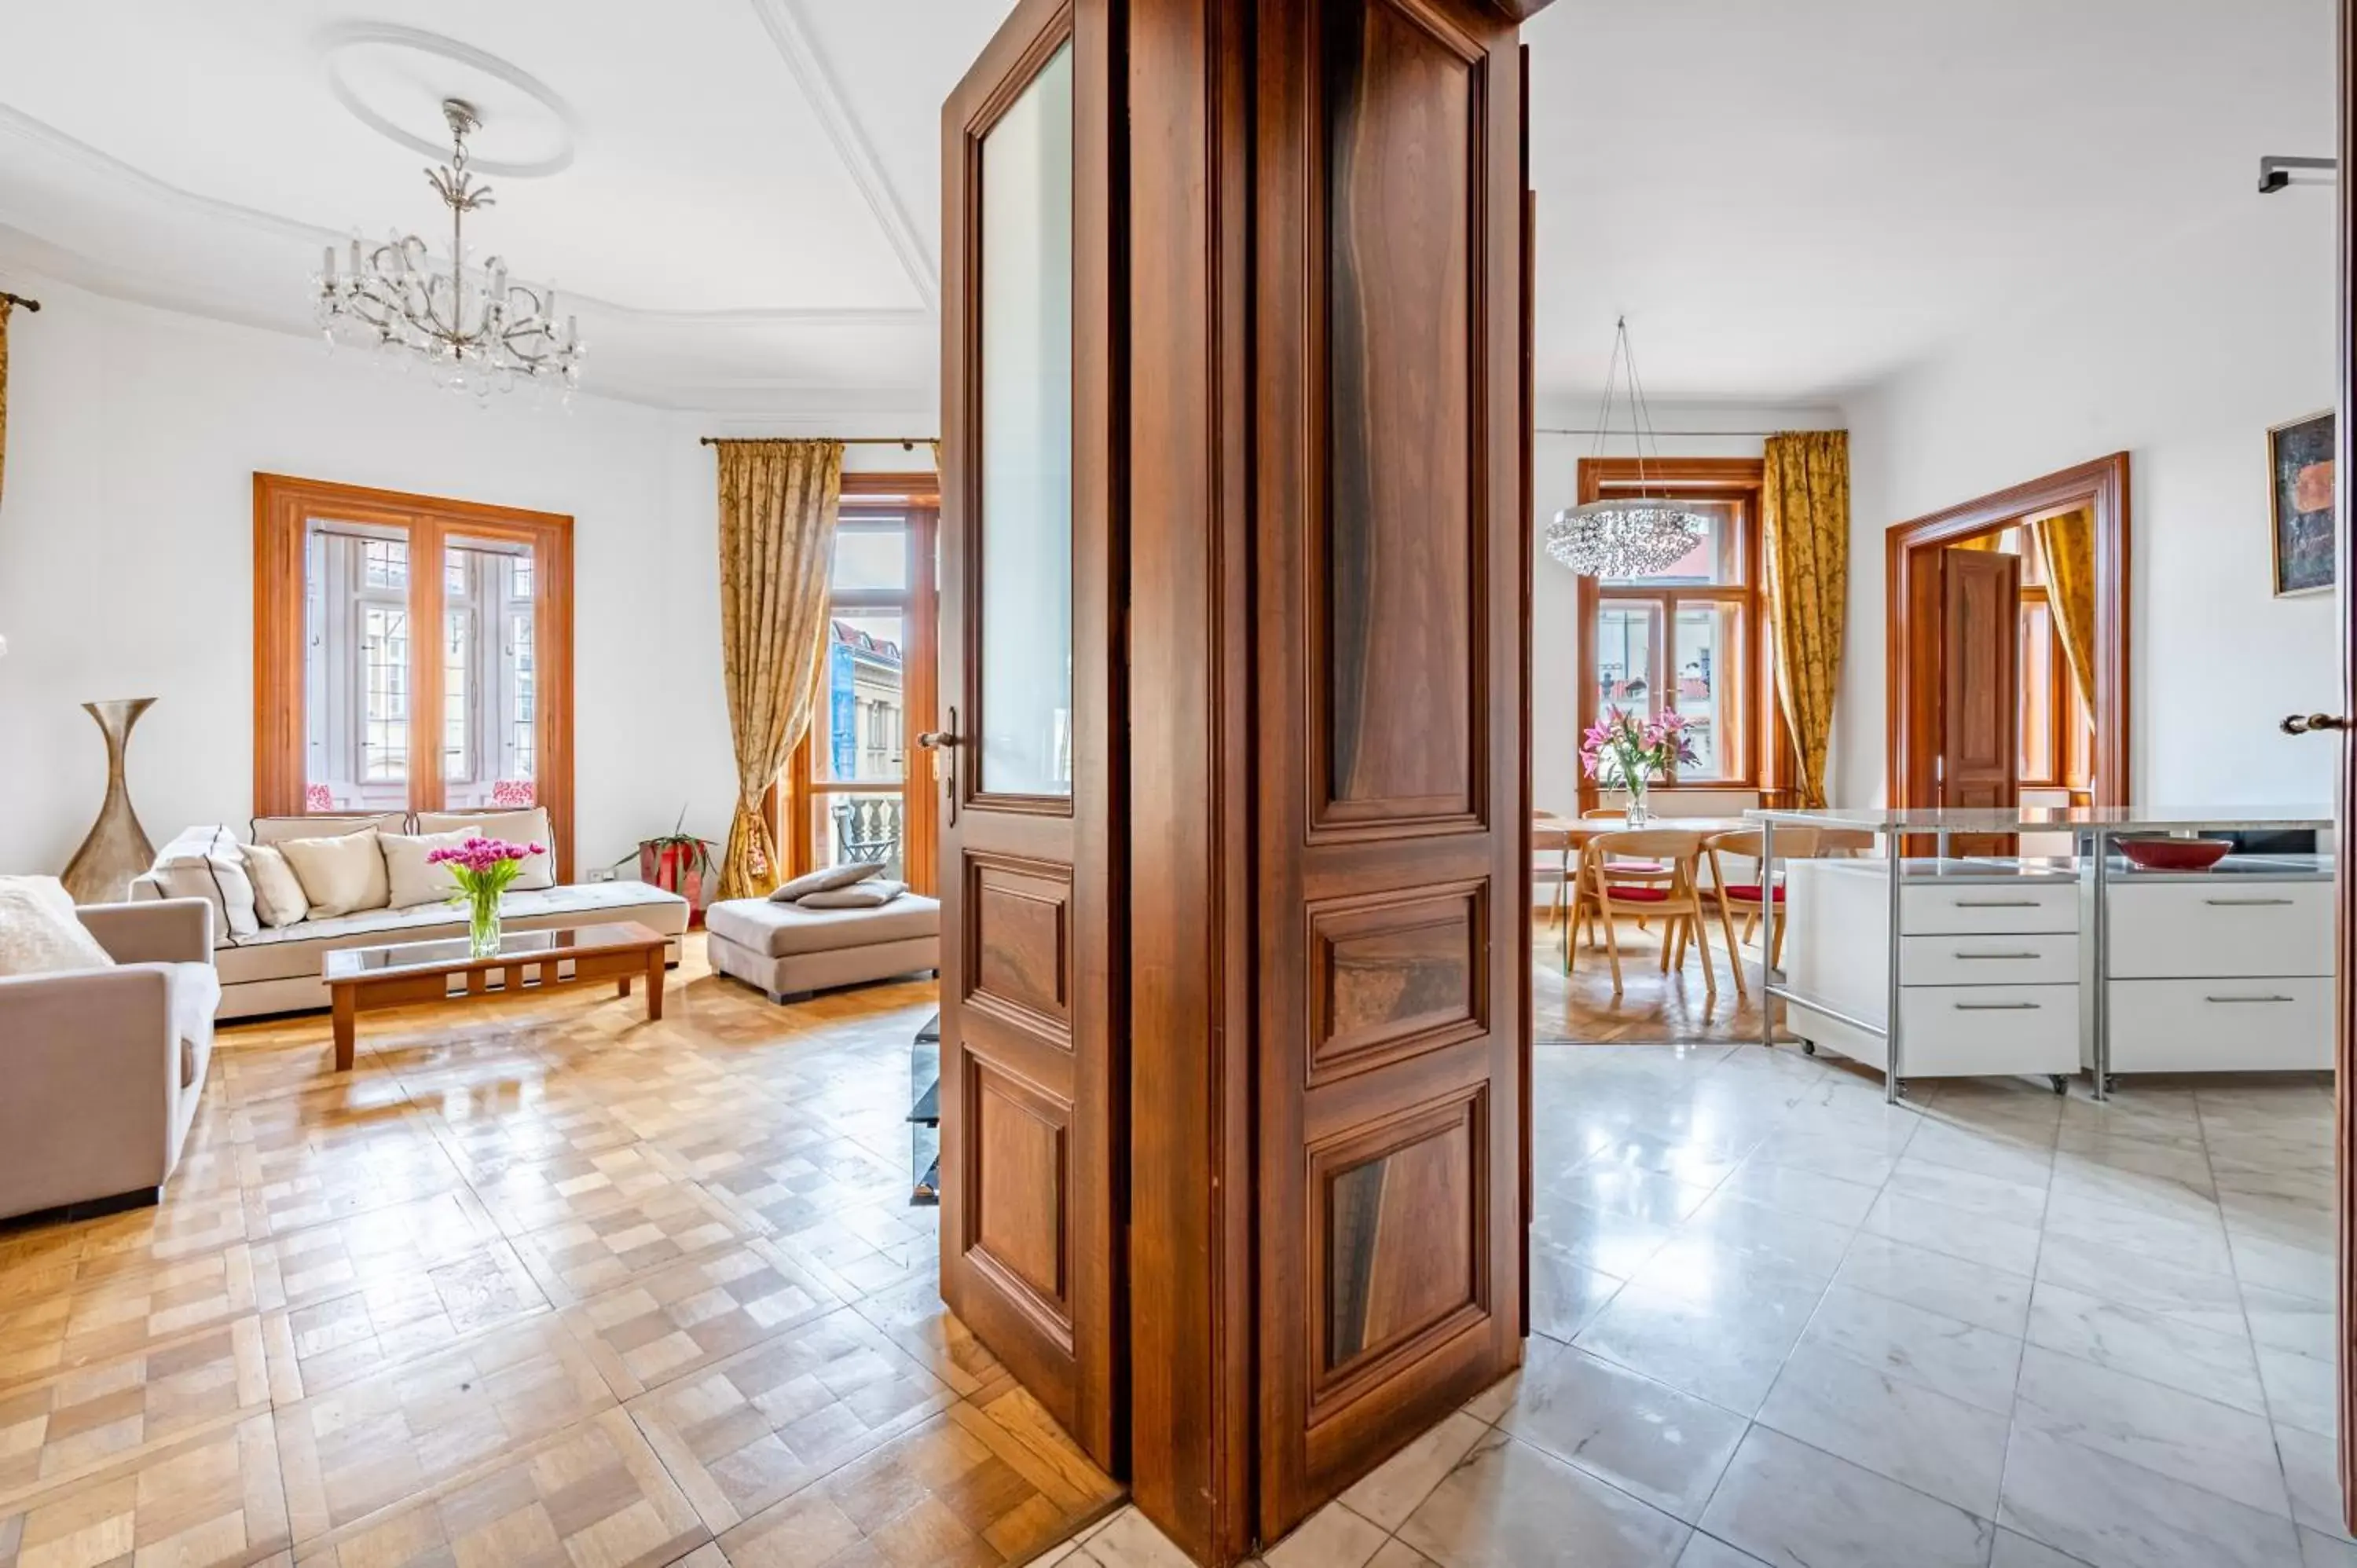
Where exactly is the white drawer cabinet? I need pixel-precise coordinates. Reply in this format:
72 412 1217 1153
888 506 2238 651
1901 883 2079 936
2107 978 2333 1072
2106 880 2332 980
1901 932 2078 987
1899 985 2085 1077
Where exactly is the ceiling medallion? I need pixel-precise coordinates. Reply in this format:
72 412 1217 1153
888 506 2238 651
313 98 585 398
1544 317 1710 578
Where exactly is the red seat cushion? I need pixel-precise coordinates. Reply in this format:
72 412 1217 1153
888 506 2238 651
1601 885 1672 903
1720 883 1785 903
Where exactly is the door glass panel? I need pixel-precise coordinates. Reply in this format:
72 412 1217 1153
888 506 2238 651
1673 605 1739 779
304 519 412 811
833 524 908 592
812 612 908 786
977 42 1075 797
443 535 540 811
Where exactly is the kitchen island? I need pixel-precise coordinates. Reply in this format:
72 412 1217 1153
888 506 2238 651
1750 807 2333 1102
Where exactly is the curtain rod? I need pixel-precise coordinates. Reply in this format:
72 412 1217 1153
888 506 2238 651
1537 425 1783 438
699 436 933 448
0 289 40 312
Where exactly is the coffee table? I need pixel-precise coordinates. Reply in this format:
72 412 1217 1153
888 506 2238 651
323 920 669 1071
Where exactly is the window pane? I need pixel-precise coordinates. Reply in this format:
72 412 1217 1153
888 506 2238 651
1600 500 1741 586
1595 605 1655 715
812 614 907 785
977 43 1075 797
306 521 414 809
1673 605 1740 778
2020 602 2055 782
833 526 908 592
444 537 540 810
363 606 409 782
808 789 907 882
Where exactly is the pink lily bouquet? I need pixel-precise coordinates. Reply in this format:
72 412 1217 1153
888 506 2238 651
1580 706 1699 822
427 836 546 956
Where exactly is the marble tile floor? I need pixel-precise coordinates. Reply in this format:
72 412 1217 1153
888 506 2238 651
1061 1042 2343 1568
0 938 1122 1567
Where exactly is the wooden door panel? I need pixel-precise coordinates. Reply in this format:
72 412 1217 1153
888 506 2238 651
1940 548 2022 855
1257 0 1524 1540
938 0 1120 1471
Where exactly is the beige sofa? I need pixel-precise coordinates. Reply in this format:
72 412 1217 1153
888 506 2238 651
0 898 219 1220
131 814 691 1018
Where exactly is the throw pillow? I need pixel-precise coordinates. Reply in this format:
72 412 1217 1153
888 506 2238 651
797 878 906 910
414 808 555 890
0 875 115 976
770 862 880 903
240 842 310 929
148 826 259 941
277 827 392 919
250 811 409 846
382 826 485 910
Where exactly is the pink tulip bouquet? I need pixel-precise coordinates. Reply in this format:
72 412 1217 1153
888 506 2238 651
427 836 546 956
1580 706 1699 821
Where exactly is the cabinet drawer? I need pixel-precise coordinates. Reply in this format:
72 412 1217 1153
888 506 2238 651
2106 880 2332 979
1903 932 2078 987
1900 883 2077 936
2107 979 2332 1072
1897 985 2081 1077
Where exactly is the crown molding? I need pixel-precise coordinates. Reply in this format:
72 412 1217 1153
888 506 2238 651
746 0 939 312
0 101 928 328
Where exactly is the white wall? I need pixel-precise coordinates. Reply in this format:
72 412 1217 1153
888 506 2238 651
1835 192 2339 809
1530 399 1844 814
0 275 932 877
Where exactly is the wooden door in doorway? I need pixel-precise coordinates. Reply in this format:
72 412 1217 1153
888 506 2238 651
1252 0 1527 1539
1939 548 2021 856
934 0 1123 1471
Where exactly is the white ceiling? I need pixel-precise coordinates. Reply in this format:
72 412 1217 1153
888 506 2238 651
0 0 2335 414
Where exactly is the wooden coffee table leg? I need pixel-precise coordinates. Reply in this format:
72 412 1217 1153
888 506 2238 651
645 947 665 1022
618 975 633 998
332 985 357 1072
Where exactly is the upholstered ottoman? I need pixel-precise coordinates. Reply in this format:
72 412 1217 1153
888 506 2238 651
704 895 941 1003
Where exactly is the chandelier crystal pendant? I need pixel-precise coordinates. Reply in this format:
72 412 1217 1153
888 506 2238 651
1544 316 1710 578
313 98 585 397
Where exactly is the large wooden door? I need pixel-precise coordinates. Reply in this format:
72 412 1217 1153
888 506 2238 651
934 0 1121 1470
1253 0 1527 1537
1939 548 2021 855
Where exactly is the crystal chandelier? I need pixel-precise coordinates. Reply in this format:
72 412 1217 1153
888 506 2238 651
1544 317 1710 577
313 99 585 397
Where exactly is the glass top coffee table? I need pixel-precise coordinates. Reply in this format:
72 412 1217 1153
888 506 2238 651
323 920 669 1071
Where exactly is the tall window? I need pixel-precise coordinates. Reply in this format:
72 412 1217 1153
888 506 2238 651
781 474 940 892
1992 525 2093 797
1574 459 1787 807
257 475 575 876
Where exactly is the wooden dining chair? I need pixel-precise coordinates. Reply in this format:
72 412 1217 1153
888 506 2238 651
1702 827 1816 1001
1569 828 1714 998
1534 816 1575 929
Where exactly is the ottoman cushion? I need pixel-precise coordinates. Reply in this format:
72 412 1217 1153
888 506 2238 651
705 894 941 959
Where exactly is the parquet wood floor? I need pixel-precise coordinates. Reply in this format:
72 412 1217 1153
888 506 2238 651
0 938 1120 1568
1534 910 1797 1046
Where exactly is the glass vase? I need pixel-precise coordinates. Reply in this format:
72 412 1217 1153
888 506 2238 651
1623 775 1651 826
467 889 502 958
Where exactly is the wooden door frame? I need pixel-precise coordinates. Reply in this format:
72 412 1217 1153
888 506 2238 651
1885 452 2131 812
2333 0 2355 1533
1571 456 1797 811
253 472 577 881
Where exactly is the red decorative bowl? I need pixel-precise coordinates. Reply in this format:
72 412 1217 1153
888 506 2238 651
2117 835 2233 871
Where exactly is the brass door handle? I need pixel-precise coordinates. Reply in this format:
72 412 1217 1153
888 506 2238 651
917 709 962 826
2280 713 2351 735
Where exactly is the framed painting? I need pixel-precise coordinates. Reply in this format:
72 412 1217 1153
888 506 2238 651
2269 409 2335 597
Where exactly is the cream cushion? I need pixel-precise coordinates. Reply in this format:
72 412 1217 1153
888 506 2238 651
415 808 554 890
705 894 940 958
771 862 878 903
0 875 115 976
278 827 391 918
148 826 259 941
797 879 906 910
382 826 483 910
251 811 408 846
240 842 310 929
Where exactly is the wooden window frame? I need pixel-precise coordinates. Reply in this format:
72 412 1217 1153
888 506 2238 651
775 472 941 896
254 473 577 880
1572 456 1795 811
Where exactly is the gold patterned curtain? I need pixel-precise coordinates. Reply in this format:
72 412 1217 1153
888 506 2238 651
713 439 845 899
2031 507 2097 713
0 297 13 510
1762 430 1850 808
